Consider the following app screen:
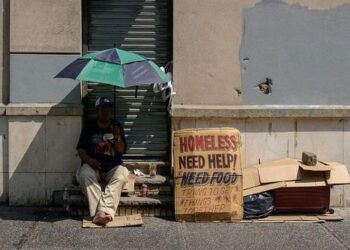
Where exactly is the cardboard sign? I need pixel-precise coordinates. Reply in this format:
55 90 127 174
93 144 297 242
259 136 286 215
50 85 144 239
174 128 243 222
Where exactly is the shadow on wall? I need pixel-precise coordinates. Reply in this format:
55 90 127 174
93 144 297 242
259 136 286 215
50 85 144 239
84 0 171 161
4 0 172 207
10 54 81 104
87 0 170 64
5 53 83 205
7 106 82 207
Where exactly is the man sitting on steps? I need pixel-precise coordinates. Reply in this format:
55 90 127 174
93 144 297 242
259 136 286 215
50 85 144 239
76 96 129 226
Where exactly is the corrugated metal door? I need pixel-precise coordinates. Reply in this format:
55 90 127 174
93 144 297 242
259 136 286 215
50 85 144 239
85 0 172 160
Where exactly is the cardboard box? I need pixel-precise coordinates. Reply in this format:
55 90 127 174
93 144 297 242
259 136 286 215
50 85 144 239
242 167 260 190
298 161 333 172
243 182 286 196
325 162 350 185
258 158 301 184
242 158 350 196
285 171 327 187
174 128 243 222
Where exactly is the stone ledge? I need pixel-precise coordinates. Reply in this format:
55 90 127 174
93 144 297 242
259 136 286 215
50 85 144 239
0 104 7 115
171 104 350 118
53 190 173 207
134 175 168 185
6 103 83 116
123 161 170 176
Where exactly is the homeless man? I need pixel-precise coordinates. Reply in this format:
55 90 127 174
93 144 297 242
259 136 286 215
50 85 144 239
76 96 129 226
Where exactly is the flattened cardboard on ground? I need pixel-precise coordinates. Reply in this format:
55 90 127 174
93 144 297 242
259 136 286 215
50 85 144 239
243 182 286 196
325 162 350 185
258 158 302 184
174 128 243 222
82 214 143 228
249 214 343 223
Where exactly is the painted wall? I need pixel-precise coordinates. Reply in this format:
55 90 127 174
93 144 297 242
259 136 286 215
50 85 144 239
10 54 80 104
173 0 350 106
8 116 81 205
4 0 83 205
0 0 9 104
241 1 350 104
0 116 7 203
10 0 81 53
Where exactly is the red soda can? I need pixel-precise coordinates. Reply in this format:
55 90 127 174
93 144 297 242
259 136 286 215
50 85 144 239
140 184 148 197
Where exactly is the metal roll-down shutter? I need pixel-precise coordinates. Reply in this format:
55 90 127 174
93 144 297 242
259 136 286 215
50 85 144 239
85 0 172 159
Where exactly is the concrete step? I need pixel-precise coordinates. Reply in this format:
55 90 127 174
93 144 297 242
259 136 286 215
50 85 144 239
133 174 172 195
123 160 170 176
53 190 174 218
134 174 169 185
70 204 174 218
134 184 171 196
70 174 172 195
67 193 173 207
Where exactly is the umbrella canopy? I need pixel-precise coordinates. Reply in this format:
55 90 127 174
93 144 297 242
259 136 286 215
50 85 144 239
55 48 169 87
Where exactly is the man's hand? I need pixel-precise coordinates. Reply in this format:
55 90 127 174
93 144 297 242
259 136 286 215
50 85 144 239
112 125 121 139
112 125 126 154
86 157 101 170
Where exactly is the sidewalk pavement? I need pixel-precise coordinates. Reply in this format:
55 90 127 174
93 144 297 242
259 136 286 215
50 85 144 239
0 206 349 250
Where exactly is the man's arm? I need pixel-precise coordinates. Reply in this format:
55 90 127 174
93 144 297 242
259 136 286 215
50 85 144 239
112 124 126 155
77 149 101 170
76 124 101 170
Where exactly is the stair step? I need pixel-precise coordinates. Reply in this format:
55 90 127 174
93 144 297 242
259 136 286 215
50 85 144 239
69 193 173 207
53 191 174 218
70 205 174 218
123 160 170 176
71 174 171 195
53 190 173 207
120 195 173 206
134 185 171 196
134 174 169 185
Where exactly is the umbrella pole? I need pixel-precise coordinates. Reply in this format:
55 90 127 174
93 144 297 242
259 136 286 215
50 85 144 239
113 43 117 121
113 86 116 120
135 86 138 98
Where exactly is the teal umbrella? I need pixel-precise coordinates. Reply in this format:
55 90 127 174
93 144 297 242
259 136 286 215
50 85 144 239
55 48 170 87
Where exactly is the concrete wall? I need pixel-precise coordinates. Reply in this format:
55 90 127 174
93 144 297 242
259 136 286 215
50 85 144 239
172 116 350 207
0 116 8 203
0 0 9 104
10 0 81 53
9 0 82 104
173 0 350 106
172 0 350 207
241 1 350 105
8 116 81 205
3 0 83 205
10 54 80 103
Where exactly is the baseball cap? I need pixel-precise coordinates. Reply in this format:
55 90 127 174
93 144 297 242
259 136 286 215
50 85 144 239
95 96 112 108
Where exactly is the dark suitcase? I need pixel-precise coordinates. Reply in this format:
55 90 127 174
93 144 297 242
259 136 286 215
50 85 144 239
273 186 330 214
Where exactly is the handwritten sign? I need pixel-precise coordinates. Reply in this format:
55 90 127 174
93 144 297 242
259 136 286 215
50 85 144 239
174 128 243 222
